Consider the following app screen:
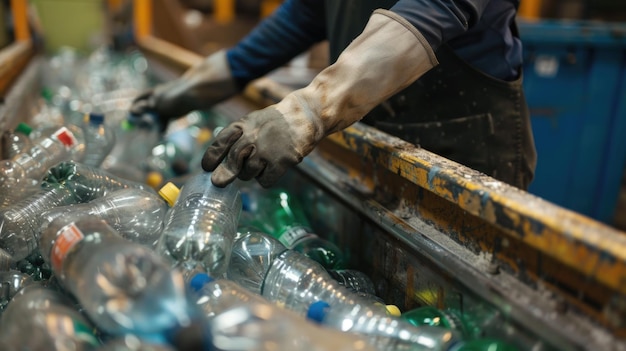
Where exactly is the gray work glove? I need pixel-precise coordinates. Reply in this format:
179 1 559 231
202 10 439 188
130 50 238 129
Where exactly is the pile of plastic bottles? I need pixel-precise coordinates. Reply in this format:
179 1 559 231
0 49 520 351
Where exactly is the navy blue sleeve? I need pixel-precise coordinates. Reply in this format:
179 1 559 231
226 0 327 89
390 0 492 50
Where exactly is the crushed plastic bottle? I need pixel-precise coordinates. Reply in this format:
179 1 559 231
39 188 168 248
0 284 100 350
39 218 191 337
308 300 461 350
156 173 242 279
185 273 377 351
43 160 156 202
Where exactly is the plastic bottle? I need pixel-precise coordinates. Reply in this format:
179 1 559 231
0 185 77 261
156 173 242 279
39 188 169 248
186 273 377 351
0 249 11 271
0 284 100 350
451 339 519 351
101 117 160 182
307 300 460 351
402 306 479 340
0 270 34 312
27 123 87 162
1 122 33 159
96 336 176 351
43 160 156 203
227 231 389 316
0 125 84 208
82 113 116 167
328 269 378 296
39 218 191 337
241 187 345 270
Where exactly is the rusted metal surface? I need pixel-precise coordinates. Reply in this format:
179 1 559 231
0 41 33 97
324 125 626 296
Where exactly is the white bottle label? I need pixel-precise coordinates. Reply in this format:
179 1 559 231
280 226 315 248
51 223 84 272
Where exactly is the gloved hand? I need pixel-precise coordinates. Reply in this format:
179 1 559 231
202 10 439 188
129 50 238 130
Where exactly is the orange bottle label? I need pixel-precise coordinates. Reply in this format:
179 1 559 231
51 223 84 272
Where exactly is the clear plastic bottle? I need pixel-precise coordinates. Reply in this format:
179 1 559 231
451 338 518 351
39 188 169 248
0 185 77 261
96 336 176 351
0 249 11 271
227 230 288 293
0 125 85 208
227 231 389 316
1 122 33 159
0 284 100 351
0 270 34 312
186 273 377 351
156 173 242 279
39 218 191 337
307 300 460 351
82 113 116 167
28 123 87 162
241 187 345 270
328 269 378 296
101 118 160 182
43 160 156 203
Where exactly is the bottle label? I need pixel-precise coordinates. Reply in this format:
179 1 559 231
51 223 85 272
279 226 315 248
52 127 77 149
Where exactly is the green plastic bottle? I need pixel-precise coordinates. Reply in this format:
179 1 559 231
401 305 478 339
242 188 345 270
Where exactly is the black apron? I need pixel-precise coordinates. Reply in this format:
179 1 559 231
325 1 537 190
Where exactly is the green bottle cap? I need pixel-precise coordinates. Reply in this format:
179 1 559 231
15 123 32 136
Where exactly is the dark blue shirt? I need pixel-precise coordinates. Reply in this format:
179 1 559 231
226 0 522 89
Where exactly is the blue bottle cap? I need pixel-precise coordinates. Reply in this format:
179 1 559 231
189 273 214 292
306 300 331 323
88 113 105 125
241 192 251 212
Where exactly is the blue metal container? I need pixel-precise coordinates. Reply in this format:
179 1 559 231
519 19 626 223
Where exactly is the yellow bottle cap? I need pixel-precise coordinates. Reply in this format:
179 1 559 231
146 171 164 189
196 128 212 144
159 182 180 207
386 305 402 317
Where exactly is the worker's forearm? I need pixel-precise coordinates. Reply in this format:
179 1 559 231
227 0 327 89
391 0 492 50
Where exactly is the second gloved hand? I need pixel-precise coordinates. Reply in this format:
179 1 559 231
130 50 238 129
202 10 439 188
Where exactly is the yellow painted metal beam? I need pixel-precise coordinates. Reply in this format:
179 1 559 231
518 0 542 20
326 125 626 295
133 0 153 39
214 0 235 24
10 0 30 41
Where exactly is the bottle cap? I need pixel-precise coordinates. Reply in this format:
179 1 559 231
189 273 214 292
196 128 212 144
306 300 330 323
146 171 164 189
158 182 180 207
88 113 105 125
15 123 32 136
121 119 134 131
386 305 402 317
